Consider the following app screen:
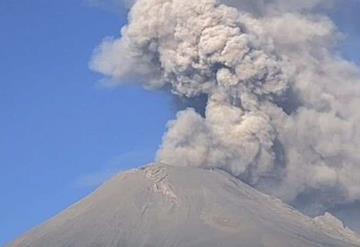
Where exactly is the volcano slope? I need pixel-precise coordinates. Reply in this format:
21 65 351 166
11 164 360 247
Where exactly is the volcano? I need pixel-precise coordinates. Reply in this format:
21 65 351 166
11 164 360 247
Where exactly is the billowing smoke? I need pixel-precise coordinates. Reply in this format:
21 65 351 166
90 0 360 215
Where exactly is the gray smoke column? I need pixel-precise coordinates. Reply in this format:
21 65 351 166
90 0 360 214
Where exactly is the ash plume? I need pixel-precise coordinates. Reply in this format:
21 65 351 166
90 0 360 215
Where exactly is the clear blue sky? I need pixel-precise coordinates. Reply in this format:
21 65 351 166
0 0 359 245
0 1 174 245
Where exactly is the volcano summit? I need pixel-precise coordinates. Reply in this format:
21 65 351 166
12 164 360 247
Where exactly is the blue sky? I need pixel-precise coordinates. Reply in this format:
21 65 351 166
0 0 359 245
0 1 174 245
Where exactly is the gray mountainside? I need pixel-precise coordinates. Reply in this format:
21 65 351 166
11 164 360 247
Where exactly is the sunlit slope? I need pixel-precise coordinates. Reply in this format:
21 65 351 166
11 164 360 247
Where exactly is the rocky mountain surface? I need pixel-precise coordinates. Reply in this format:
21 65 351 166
11 164 360 247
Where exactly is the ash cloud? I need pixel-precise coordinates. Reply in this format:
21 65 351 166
90 0 360 215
